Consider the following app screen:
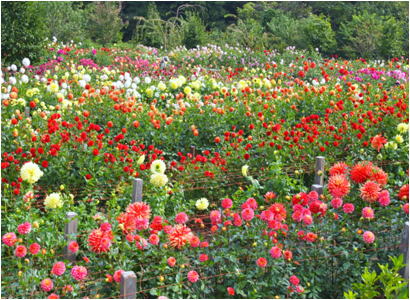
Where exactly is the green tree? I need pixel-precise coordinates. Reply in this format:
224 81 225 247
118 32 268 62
87 1 123 45
1 1 47 65
182 12 208 49
339 12 384 58
380 16 406 58
298 14 336 54
40 2 88 43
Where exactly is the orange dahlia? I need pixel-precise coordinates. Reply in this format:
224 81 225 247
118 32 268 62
167 225 193 249
126 202 151 220
371 134 387 152
328 174 350 198
369 166 388 186
350 162 373 183
398 184 409 201
329 162 349 176
360 181 381 202
88 228 113 253
268 203 287 221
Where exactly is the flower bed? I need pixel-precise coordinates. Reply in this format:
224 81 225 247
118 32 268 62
1 43 408 298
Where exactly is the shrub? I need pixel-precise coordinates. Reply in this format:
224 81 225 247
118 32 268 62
40 2 88 43
87 1 123 45
182 12 208 49
1 1 47 65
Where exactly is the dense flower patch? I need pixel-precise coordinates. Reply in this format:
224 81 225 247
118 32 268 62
1 43 408 298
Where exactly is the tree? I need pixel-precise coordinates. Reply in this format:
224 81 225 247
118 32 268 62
88 1 123 45
182 12 208 49
339 12 384 58
1 1 47 65
40 2 88 43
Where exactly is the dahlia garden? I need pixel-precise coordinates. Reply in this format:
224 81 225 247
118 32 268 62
1 43 409 299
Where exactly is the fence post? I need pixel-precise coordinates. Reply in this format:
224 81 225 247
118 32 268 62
311 184 323 196
24 107 30 118
132 178 143 203
64 212 78 261
399 221 409 280
120 271 137 299
191 145 196 157
314 156 325 186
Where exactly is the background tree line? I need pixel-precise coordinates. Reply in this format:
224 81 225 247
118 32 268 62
1 1 408 64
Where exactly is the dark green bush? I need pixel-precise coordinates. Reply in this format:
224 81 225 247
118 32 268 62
1 1 47 65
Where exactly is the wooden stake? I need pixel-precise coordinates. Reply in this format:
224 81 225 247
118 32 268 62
64 212 78 261
132 178 143 203
120 271 137 299
314 156 325 186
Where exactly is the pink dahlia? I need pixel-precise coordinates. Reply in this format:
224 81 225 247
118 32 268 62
2 232 17 247
342 203 355 214
330 197 343 209
361 207 374 220
41 278 54 292
289 275 300 286
175 212 189 224
51 262 66 276
363 231 375 244
167 257 176 267
71 266 87 281
148 234 160 245
378 190 390 207
68 241 79 253
270 246 282 259
17 222 32 235
221 198 233 209
187 270 199 283
241 208 254 221
113 269 124 283
29 243 41 255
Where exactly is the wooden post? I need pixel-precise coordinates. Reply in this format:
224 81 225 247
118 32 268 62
132 178 143 203
24 107 30 118
191 145 196 157
314 156 325 186
311 184 323 196
399 222 409 280
64 212 78 261
120 271 136 299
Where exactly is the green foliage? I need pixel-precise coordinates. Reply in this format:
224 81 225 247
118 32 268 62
181 12 208 49
1 1 47 65
87 1 123 45
339 11 406 59
133 2 183 50
298 14 336 54
344 255 409 299
267 12 336 54
40 2 88 43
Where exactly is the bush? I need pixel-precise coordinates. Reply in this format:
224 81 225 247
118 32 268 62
182 12 208 49
1 2 47 65
87 1 123 45
40 2 88 43
267 12 336 54
298 14 336 54
338 11 405 59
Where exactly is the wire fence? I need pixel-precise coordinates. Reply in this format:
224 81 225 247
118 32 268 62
1 156 408 298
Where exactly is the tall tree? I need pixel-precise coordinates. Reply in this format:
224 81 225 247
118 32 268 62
1 1 47 64
88 1 123 45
